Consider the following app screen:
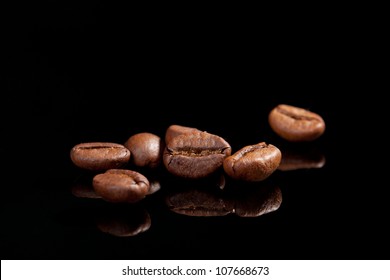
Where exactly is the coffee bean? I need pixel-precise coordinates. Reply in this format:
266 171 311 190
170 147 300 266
223 142 282 181
163 131 232 179
268 104 325 142
124 132 164 168
92 169 150 203
70 142 130 171
165 124 201 145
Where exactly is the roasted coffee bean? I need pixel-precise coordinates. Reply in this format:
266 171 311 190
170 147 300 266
70 142 130 171
223 142 282 182
165 124 201 145
92 169 150 203
124 132 164 168
163 131 232 179
268 104 325 142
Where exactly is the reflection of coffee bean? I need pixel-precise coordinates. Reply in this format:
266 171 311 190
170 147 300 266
165 124 201 145
70 142 130 171
268 104 325 142
163 131 232 179
165 180 282 218
147 179 161 195
71 182 102 199
233 184 282 217
96 205 151 237
216 173 226 190
124 132 164 168
165 188 234 216
278 147 326 171
92 169 150 203
223 142 281 182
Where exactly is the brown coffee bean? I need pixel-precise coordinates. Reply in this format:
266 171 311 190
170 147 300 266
268 104 325 142
92 169 150 203
165 124 201 145
70 142 130 171
163 131 232 179
223 142 282 182
124 132 164 168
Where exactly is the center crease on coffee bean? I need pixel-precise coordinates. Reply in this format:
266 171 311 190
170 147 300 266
237 144 268 157
168 148 227 157
77 146 123 150
276 108 320 121
177 205 230 211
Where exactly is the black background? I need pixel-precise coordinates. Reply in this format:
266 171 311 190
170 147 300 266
2 3 387 260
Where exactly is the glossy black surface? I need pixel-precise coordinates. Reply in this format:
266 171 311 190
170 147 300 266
3 4 387 260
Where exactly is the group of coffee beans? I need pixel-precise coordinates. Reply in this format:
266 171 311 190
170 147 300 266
70 104 326 204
